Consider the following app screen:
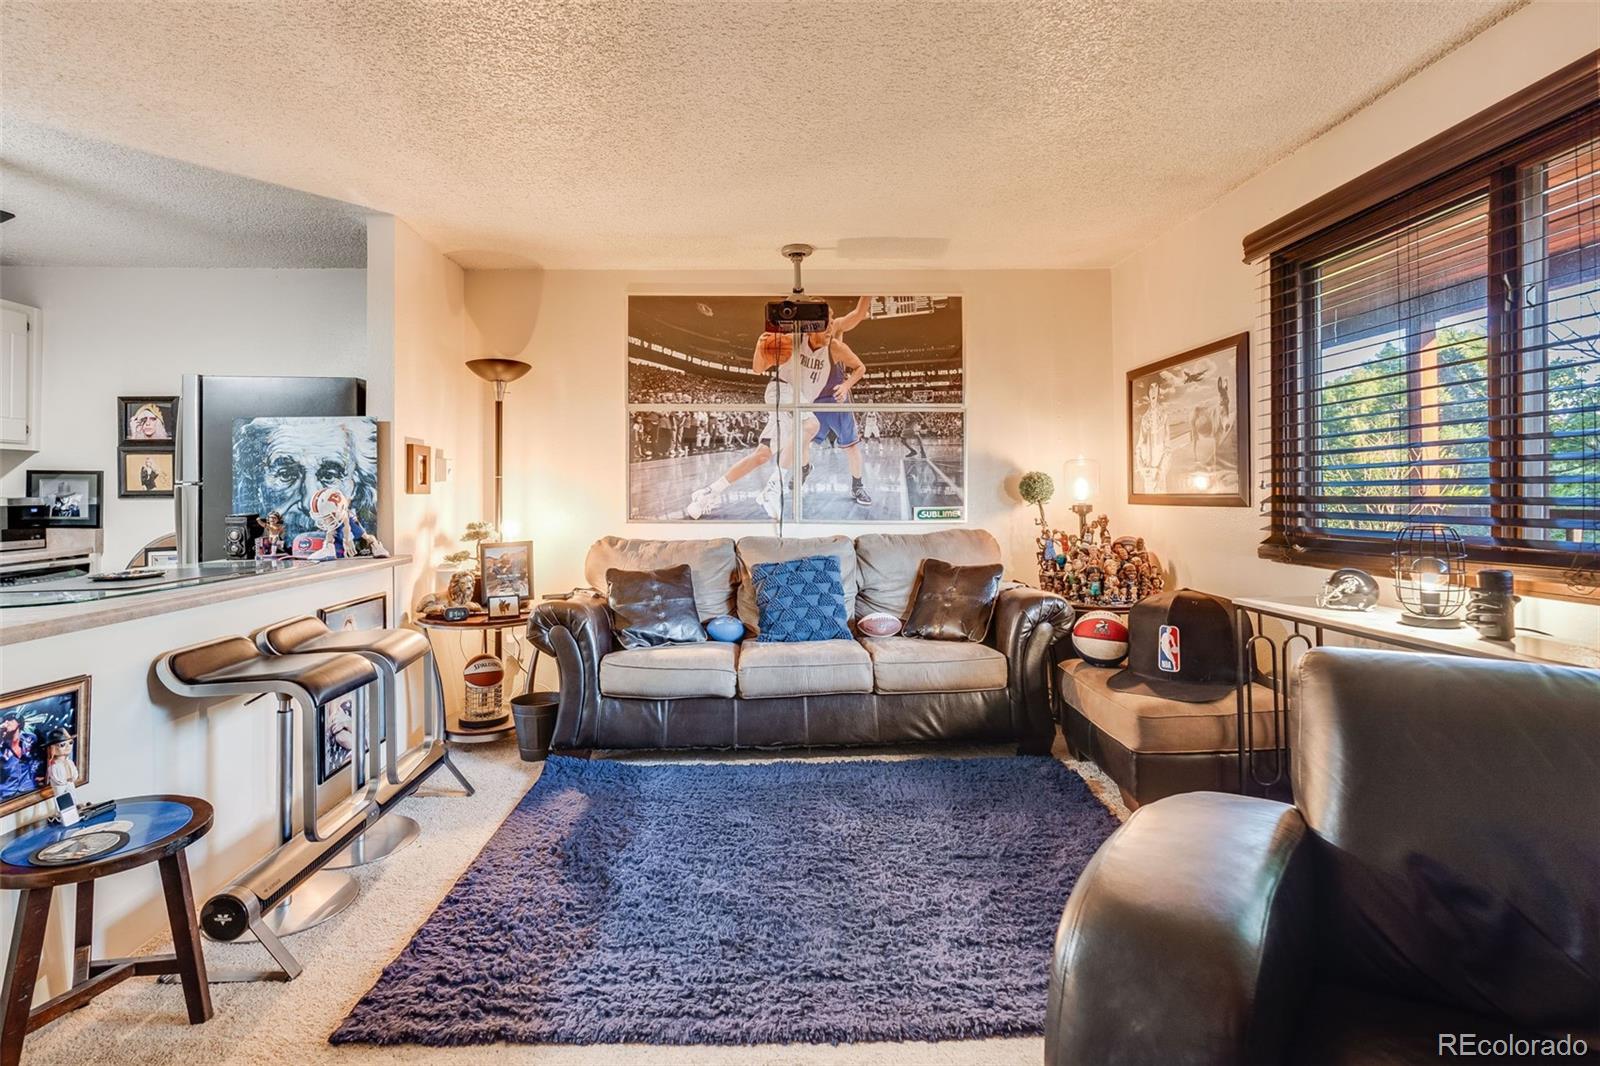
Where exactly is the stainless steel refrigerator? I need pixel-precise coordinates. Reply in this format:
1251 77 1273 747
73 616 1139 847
177 374 366 562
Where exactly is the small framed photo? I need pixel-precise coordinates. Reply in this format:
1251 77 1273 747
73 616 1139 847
146 547 180 568
119 450 175 498
120 396 178 445
25 470 103 527
405 442 432 494
317 594 389 765
319 593 388 632
479 540 533 600
0 675 91 818
487 594 520 618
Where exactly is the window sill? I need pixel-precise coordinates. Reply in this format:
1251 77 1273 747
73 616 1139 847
1256 541 1600 606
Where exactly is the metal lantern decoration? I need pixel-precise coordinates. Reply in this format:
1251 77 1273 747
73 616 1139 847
1392 525 1468 628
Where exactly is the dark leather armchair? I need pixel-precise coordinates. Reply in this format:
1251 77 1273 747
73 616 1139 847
1047 647 1600 1065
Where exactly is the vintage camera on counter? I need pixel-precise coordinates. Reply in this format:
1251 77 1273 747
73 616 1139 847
224 513 265 559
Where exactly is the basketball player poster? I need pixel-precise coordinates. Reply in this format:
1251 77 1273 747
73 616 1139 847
626 296 966 523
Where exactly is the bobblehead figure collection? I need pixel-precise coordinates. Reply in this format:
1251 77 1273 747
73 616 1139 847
1036 514 1165 607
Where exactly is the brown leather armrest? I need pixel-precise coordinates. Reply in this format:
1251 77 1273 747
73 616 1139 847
1047 792 1314 1066
992 585 1072 754
528 593 613 749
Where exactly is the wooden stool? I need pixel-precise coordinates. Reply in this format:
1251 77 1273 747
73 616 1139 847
0 796 213 1066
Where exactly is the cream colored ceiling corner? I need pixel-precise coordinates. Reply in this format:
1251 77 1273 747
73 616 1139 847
0 118 368 267
2 0 1520 270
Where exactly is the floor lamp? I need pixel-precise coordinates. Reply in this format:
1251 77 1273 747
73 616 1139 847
466 357 531 532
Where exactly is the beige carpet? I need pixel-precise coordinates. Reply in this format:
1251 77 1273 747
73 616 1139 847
19 739 1126 1066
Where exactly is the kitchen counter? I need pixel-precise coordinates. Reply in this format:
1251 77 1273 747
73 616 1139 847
0 555 409 646
0 551 415 1006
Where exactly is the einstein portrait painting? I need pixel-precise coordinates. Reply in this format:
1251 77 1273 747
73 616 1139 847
231 416 380 541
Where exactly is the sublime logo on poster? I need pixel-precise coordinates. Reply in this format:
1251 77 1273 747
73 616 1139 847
1157 625 1181 673
914 506 964 521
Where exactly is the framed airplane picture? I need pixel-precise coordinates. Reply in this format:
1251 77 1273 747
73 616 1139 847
1127 333 1249 507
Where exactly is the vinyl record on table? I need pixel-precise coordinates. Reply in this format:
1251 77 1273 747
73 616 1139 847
29 830 130 866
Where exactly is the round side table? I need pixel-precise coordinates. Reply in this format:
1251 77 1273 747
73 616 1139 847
414 612 530 743
0 796 214 1066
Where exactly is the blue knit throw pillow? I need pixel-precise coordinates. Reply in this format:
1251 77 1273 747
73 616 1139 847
751 554 851 643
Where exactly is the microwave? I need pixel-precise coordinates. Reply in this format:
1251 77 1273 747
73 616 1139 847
0 498 49 551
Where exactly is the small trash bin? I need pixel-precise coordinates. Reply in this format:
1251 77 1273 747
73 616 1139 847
511 691 559 762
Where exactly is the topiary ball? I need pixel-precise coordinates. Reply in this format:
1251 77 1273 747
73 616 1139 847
1019 471 1055 505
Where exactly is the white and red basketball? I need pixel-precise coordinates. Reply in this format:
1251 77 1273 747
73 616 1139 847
1071 610 1129 667
463 654 505 690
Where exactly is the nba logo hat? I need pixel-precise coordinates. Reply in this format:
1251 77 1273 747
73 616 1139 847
1107 589 1239 703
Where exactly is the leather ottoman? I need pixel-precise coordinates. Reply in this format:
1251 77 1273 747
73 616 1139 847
1056 659 1290 808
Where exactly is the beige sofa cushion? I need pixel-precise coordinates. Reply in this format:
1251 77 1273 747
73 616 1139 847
1058 659 1282 755
734 535 858 638
854 529 1002 620
736 640 872 698
862 636 1008 693
585 537 738 621
600 643 737 699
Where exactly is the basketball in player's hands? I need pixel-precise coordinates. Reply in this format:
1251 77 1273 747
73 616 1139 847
755 332 792 372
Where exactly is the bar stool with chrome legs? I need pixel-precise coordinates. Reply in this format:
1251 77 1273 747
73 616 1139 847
156 636 380 981
252 615 474 867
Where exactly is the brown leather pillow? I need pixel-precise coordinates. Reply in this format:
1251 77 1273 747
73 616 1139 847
605 565 706 650
902 559 1005 641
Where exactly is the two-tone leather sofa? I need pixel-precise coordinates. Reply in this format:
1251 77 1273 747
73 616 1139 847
527 529 1071 754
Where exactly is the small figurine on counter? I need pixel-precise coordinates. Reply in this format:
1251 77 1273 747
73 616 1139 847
44 727 80 826
306 487 365 561
256 510 288 558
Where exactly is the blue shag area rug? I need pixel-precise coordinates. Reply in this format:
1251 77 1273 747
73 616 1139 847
332 754 1119 1047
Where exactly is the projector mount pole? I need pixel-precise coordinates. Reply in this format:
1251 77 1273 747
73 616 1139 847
782 243 813 295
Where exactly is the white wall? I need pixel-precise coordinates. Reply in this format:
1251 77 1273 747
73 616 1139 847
369 218 488 616
462 268 1113 600
0 266 368 567
1107 0 1600 648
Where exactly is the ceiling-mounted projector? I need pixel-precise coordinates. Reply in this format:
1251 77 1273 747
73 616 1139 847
765 243 830 333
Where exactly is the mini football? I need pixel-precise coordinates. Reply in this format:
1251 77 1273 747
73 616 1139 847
857 612 903 637
1071 610 1130 667
463 654 505 689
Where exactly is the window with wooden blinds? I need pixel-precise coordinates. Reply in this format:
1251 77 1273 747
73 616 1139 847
1250 57 1599 595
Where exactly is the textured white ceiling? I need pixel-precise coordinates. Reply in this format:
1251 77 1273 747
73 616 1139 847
1 0 1520 271
0 120 369 267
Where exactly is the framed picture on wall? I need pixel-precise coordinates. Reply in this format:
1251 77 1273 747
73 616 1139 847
405 442 432 494
119 450 175 498
25 470 103 527
1127 333 1250 507
0 675 91 819
119 396 178 444
624 295 967 523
